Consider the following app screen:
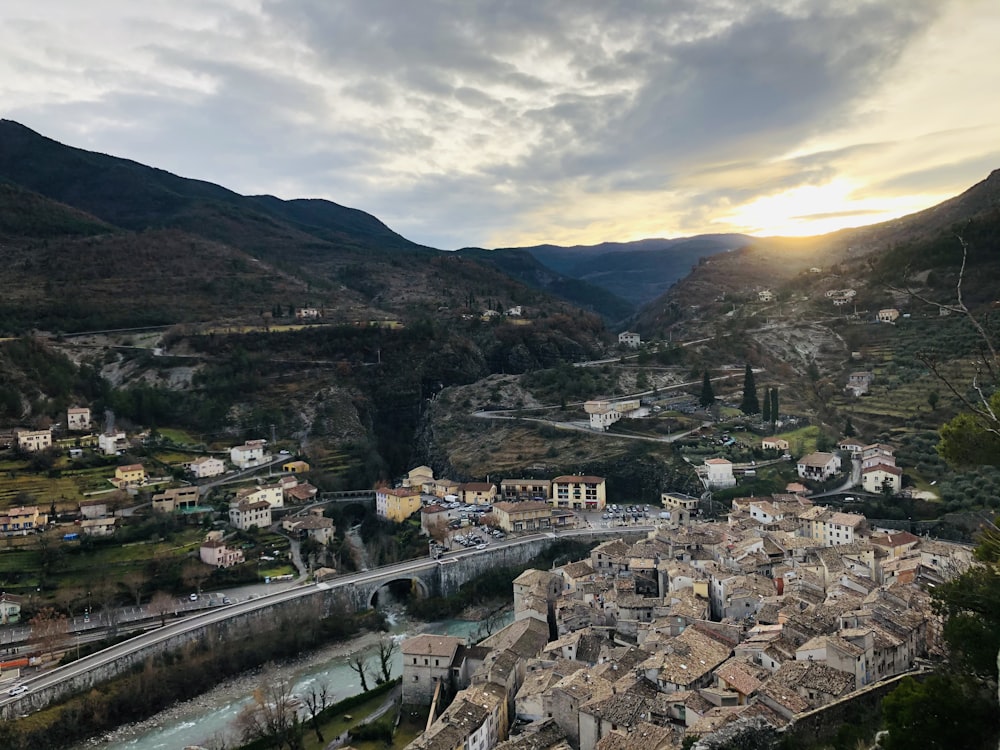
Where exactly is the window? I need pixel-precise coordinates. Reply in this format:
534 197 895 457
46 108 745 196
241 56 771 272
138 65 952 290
424 658 428 665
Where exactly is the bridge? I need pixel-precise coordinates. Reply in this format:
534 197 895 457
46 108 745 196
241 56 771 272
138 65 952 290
1 528 649 718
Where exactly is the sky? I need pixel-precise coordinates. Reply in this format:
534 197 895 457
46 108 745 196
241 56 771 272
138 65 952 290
2 1 999 250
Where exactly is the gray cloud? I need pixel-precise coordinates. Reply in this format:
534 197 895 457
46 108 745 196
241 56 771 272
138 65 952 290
1 0 991 249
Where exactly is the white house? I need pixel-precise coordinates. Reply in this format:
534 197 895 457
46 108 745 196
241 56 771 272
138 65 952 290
758 290 775 302
186 455 226 478
66 407 92 431
230 439 268 469
704 458 736 489
235 482 284 509
877 308 900 323
618 331 641 348
98 431 128 456
15 428 52 453
796 452 841 481
583 399 645 431
229 499 272 530
863 464 902 494
761 438 789 452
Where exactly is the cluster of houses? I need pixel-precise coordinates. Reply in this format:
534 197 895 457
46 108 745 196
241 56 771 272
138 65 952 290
400 493 970 750
375 466 608 534
699 438 902 498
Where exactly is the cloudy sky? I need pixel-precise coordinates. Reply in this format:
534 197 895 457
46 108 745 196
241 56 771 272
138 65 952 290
2 1 999 249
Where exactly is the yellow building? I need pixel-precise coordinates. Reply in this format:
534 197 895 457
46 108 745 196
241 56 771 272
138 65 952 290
282 460 310 473
114 463 146 488
376 487 423 523
551 475 606 511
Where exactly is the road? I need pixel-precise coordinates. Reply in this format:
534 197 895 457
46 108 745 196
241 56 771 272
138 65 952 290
0 526 651 712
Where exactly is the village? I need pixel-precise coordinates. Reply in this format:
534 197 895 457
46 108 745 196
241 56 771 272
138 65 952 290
398 484 971 750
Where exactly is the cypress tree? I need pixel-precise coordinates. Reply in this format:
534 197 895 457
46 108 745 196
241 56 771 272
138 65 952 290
699 370 715 408
762 388 772 422
770 388 779 422
740 363 760 415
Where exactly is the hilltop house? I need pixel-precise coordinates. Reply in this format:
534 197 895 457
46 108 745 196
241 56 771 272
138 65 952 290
15 428 52 453
797 452 841 481
584 399 645 431
67 406 92 431
185 456 226 478
877 308 900 323
704 458 737 489
863 464 903 494
114 463 146 488
229 499 271 530
761 438 789 452
758 290 775 302
230 439 268 469
618 331 641 348
846 372 874 397
153 486 200 513
200 537 245 568
0 506 47 536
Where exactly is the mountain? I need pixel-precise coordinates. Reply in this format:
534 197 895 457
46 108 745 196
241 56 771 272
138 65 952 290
633 169 1000 338
0 119 425 257
0 121 612 335
489 234 753 307
456 246 636 322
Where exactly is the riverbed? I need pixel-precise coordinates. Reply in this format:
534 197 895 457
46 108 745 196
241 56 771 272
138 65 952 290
74 613 510 750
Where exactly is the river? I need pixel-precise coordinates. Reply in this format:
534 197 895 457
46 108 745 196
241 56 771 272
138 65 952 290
74 612 511 750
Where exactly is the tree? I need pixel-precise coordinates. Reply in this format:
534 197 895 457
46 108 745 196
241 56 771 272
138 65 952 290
302 681 331 744
235 678 305 750
844 417 856 437
148 591 175 626
699 371 715 408
928 390 940 411
881 673 997 750
349 653 371 691
30 606 69 660
761 389 771 423
769 388 778 422
374 635 397 684
739 363 759 415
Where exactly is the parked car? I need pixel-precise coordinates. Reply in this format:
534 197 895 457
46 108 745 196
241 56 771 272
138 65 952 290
476 544 487 550
189 593 199 601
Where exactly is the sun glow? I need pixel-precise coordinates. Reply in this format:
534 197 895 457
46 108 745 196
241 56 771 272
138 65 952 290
718 179 947 237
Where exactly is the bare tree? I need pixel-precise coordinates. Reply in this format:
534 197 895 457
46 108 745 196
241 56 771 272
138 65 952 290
301 681 331 743
234 678 304 750
122 569 148 607
148 591 175 626
30 607 69 660
374 636 397 684
348 653 371 692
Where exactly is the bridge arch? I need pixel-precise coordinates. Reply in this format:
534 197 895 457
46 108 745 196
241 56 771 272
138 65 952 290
368 576 431 608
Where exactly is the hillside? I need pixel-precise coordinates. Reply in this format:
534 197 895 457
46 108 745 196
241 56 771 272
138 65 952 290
634 169 1000 340
0 121 613 337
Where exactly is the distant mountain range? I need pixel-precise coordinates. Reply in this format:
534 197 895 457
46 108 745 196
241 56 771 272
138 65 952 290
486 234 754 305
0 118 997 336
